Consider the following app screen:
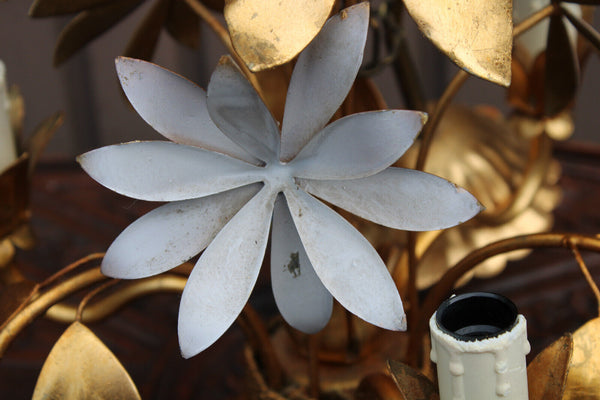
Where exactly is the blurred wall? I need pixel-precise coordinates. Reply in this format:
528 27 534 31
1 0 599 162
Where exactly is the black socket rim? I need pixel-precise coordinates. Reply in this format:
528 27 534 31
435 292 518 342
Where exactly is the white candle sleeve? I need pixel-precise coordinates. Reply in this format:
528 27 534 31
430 293 530 400
0 60 17 174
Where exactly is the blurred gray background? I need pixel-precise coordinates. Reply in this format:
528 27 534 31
1 0 600 161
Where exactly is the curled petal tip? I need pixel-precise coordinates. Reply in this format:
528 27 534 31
397 314 408 331
419 111 429 126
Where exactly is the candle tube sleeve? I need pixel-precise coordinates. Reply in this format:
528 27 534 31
430 292 530 400
0 60 17 174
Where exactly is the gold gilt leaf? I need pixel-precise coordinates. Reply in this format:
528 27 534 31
53 0 143 66
355 373 405 400
32 322 141 400
123 0 169 61
224 0 335 71
25 112 64 176
387 360 439 400
544 13 579 116
165 0 200 49
403 0 512 86
527 334 573 400
563 318 600 400
29 0 119 18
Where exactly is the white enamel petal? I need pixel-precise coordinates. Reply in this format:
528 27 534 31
102 183 262 279
271 194 332 333
207 56 280 163
284 187 405 331
178 187 276 358
280 3 370 162
78 141 264 201
299 168 483 231
291 111 426 180
115 57 258 164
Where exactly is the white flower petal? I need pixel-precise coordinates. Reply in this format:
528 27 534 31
280 3 370 162
284 187 406 331
299 168 483 231
207 56 280 163
271 194 332 333
78 141 264 201
291 111 426 180
178 187 276 358
102 183 263 279
115 57 258 164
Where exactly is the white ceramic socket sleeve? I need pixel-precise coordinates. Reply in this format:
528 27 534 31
430 312 530 400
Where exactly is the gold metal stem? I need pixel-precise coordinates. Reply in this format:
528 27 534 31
569 241 600 317
422 233 600 334
308 334 320 398
0 268 107 357
513 4 555 38
183 0 265 98
415 69 469 172
45 274 187 324
75 279 121 321
406 233 600 367
405 230 420 367
39 253 105 290
237 304 284 390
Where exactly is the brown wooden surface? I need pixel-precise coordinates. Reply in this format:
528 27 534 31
1 142 600 398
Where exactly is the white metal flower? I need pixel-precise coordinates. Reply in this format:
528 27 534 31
78 3 482 358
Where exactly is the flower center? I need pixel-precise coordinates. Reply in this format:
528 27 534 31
264 162 295 192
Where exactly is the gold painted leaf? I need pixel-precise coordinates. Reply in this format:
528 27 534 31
123 0 168 61
388 360 439 400
165 0 200 49
29 0 119 17
527 334 573 400
563 318 600 399
224 0 335 71
25 112 64 175
33 322 141 400
355 373 404 400
544 13 579 116
53 0 143 66
403 0 512 86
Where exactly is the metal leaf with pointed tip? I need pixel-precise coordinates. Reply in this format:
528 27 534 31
123 0 168 61
165 0 200 49
388 360 440 400
25 112 64 176
270 194 332 334
284 187 406 332
563 318 600 399
403 0 512 86
224 0 336 71
280 2 369 162
299 167 483 232
544 13 580 116
29 0 118 17
53 0 143 66
527 334 573 400
32 322 141 400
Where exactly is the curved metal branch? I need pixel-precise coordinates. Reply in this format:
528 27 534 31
46 274 187 324
0 268 107 357
419 233 600 341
